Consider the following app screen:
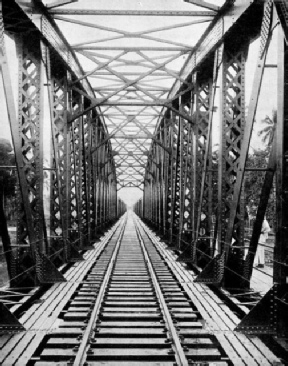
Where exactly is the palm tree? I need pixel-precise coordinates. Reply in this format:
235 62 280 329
257 110 277 147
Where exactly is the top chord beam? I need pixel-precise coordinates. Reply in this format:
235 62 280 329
48 9 215 16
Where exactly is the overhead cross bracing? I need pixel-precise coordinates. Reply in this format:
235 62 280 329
35 0 223 191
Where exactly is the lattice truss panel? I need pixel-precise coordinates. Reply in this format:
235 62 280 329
49 70 68 265
69 95 81 248
177 115 192 245
173 115 181 235
167 116 179 242
220 48 246 251
17 36 44 246
194 79 212 249
181 118 193 237
82 111 91 239
159 122 170 235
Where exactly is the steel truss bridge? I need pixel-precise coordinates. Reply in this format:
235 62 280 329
0 0 288 364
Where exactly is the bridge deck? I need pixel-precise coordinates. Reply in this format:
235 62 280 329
0 214 282 365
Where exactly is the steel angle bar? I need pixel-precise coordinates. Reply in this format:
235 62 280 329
90 119 132 154
245 142 276 280
71 51 127 85
69 51 184 122
74 46 192 52
57 15 196 49
274 21 288 286
137 50 191 86
50 9 214 16
49 8 214 16
53 15 126 35
192 46 222 263
184 0 219 12
132 119 171 153
46 0 78 9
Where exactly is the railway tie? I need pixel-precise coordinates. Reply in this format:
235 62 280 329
29 213 230 366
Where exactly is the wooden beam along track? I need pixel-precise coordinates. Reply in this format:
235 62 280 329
0 214 281 365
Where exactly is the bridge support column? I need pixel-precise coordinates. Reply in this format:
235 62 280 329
236 1 288 336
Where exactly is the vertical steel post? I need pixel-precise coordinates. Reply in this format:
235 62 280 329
275 24 288 285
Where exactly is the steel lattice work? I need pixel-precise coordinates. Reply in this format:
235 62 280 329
0 0 287 338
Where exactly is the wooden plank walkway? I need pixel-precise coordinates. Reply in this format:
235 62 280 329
138 218 283 366
251 265 273 295
0 215 283 365
0 219 123 366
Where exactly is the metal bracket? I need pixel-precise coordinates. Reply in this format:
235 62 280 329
82 245 95 250
274 0 288 45
35 250 67 284
223 251 250 290
176 245 194 263
67 244 84 262
194 252 225 285
0 302 25 333
235 284 288 336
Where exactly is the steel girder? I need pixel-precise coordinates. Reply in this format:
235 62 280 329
0 3 124 288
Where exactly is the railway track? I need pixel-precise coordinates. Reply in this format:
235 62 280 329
27 213 229 366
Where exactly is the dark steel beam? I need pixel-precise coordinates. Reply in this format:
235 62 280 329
184 0 219 12
74 46 192 52
49 9 214 16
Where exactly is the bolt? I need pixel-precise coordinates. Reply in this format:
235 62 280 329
168 349 175 355
87 348 94 354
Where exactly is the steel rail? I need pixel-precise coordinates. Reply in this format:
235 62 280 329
134 216 189 366
72 215 127 366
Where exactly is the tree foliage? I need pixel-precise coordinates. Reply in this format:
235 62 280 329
244 111 276 228
0 138 16 203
